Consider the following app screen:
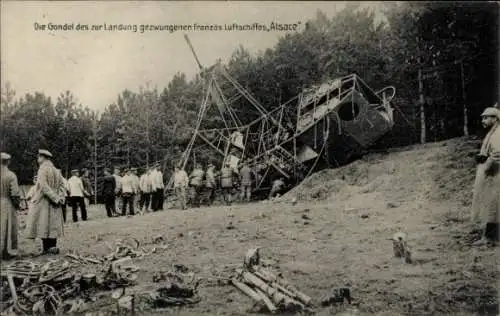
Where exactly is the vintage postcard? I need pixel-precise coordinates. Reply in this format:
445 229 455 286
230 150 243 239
1 1 498 315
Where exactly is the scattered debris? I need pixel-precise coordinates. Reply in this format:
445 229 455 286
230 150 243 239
152 235 164 244
387 202 399 209
244 248 261 269
232 248 314 314
0 238 150 314
390 232 412 264
320 287 352 306
149 264 201 308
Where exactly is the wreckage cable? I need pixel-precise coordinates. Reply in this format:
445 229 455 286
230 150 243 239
304 117 330 179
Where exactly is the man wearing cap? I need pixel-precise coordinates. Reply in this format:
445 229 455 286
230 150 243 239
189 163 205 207
205 163 217 206
25 149 66 255
471 106 500 246
239 160 253 203
0 152 21 259
173 164 189 210
120 168 136 216
67 169 88 222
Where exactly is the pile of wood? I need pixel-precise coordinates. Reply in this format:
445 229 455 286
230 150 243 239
0 238 147 315
231 248 314 314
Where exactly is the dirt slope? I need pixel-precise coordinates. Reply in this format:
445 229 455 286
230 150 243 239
4 136 498 315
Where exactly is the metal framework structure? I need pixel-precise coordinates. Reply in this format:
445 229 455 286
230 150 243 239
165 36 396 196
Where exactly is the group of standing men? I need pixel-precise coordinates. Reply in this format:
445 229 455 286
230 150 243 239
1 149 66 258
101 163 165 217
1 106 497 261
172 160 252 209
171 159 287 209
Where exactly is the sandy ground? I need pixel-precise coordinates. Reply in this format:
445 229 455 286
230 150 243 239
4 137 499 315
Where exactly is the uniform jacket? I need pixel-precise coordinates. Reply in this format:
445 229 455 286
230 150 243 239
140 173 153 193
189 168 204 187
205 168 216 188
102 175 116 196
239 166 252 186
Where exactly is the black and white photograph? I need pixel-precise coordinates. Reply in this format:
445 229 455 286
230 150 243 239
0 1 499 314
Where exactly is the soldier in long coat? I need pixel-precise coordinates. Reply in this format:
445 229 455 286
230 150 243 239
25 149 66 254
0 153 21 260
471 107 500 246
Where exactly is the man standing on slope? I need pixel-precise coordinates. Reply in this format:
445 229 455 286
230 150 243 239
471 106 500 246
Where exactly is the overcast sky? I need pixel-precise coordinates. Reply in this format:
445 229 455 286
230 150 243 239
1 1 381 112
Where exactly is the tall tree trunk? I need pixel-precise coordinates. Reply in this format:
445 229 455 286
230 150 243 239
460 61 469 137
418 69 426 144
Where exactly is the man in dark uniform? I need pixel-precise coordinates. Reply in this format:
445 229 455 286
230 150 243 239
81 168 93 207
220 162 237 205
102 168 116 217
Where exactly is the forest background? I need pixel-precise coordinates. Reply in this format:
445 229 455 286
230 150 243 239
1 2 498 191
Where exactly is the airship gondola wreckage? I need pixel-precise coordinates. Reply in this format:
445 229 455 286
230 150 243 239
165 35 396 199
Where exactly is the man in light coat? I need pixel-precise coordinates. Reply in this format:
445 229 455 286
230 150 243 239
471 106 500 246
0 153 21 260
25 149 66 255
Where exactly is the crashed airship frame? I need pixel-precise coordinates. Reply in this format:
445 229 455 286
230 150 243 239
165 63 396 196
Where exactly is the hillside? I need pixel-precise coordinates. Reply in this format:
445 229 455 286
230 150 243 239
3 136 498 315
